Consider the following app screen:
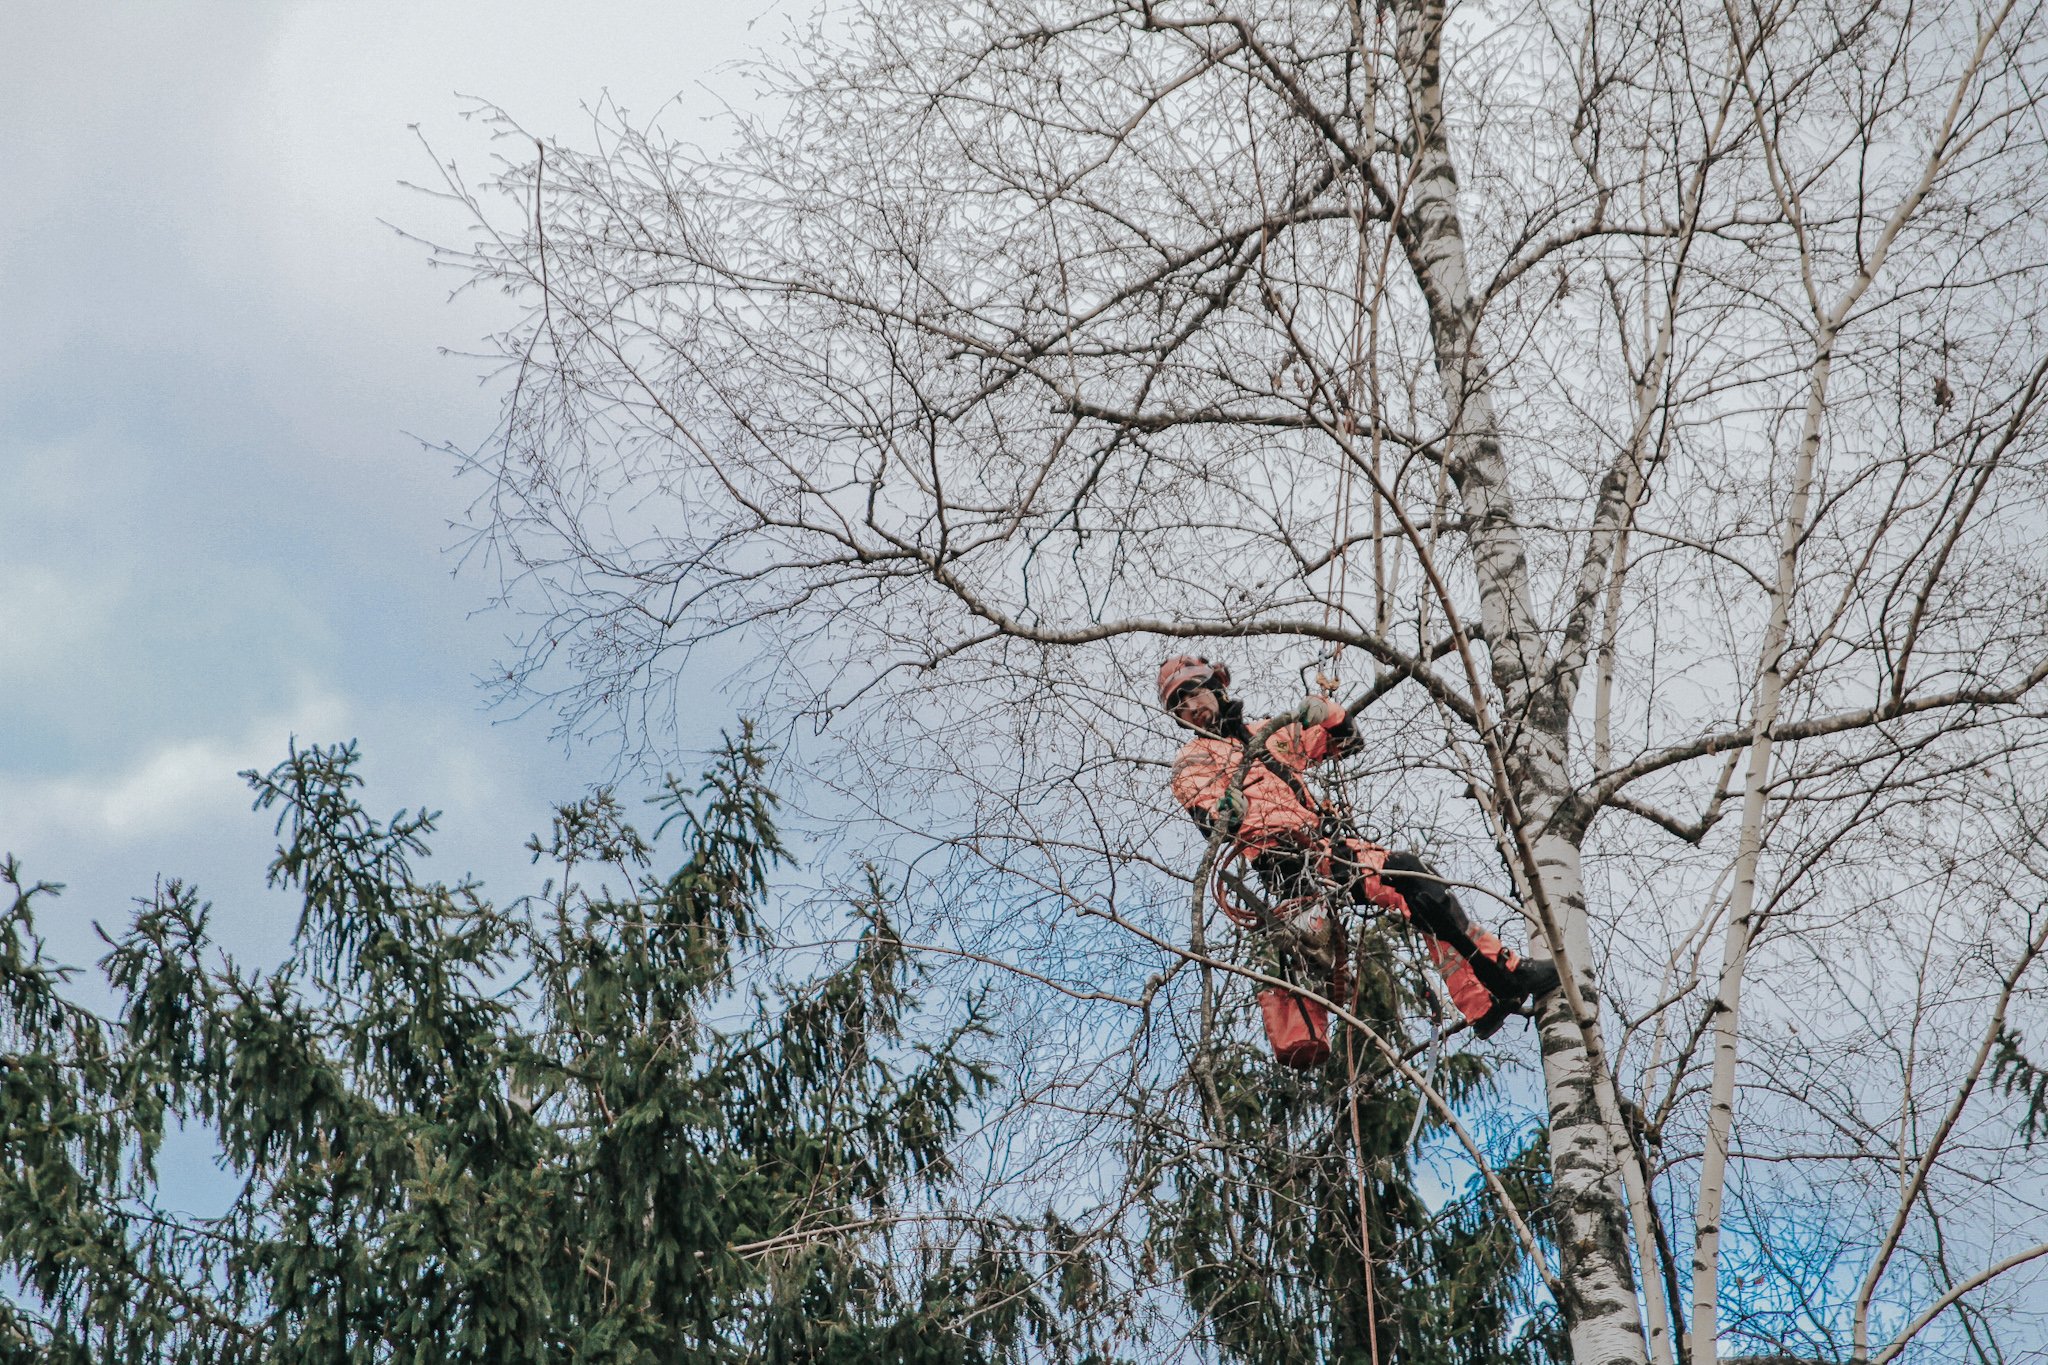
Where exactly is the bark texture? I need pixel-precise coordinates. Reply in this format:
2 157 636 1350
1392 4 1648 1358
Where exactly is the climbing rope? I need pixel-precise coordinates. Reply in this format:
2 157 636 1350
1318 2 1389 702
1318 216 1365 697
1337 19 1391 1351
1344 1026 1383 1365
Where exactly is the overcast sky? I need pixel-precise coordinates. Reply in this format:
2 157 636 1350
1 5 781 986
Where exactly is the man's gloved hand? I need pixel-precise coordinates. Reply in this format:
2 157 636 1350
1215 786 1247 825
1293 696 1346 729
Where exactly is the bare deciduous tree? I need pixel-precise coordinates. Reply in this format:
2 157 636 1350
430 0 2048 1359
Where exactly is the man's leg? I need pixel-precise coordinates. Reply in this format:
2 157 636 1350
1356 849 1557 1035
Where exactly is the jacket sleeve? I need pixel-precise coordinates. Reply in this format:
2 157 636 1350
1284 701 1359 765
1170 739 1229 814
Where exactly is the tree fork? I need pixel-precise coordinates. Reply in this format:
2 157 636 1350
1389 0 1651 1359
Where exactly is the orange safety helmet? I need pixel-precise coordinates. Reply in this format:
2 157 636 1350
1157 654 1230 711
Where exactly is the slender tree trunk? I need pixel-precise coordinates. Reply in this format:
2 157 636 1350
1390 2 1648 1358
1688 332 1830 1357
1685 13 2014 1342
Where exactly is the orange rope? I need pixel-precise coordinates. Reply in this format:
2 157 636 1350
1210 843 1262 928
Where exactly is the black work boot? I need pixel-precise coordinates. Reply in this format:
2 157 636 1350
1470 958 1560 1040
1511 957 1560 1002
1472 1000 1516 1040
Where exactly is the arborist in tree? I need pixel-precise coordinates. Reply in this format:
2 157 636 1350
1159 654 1559 1045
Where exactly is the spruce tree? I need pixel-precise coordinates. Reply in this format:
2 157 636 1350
0 734 1086 1362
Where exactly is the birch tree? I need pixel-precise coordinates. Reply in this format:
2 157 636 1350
435 0 2048 1358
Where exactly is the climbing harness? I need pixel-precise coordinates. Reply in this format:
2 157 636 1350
1205 780 1369 1072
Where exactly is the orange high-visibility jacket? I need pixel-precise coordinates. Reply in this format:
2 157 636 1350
1170 714 1344 849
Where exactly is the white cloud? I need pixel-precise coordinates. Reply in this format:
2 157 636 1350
0 5 757 919
0 682 350 845
229 1 765 340
0 561 126 683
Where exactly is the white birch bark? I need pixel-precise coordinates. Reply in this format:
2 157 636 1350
1690 11 2022 1351
1684 348 1822 1361
1391 3 1648 1358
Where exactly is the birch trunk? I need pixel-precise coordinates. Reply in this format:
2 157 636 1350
1688 13 2017 1345
1392 2 1648 1359
1530 832 1656 1365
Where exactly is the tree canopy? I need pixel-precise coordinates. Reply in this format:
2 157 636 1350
2 737 1044 1361
425 0 2048 1357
